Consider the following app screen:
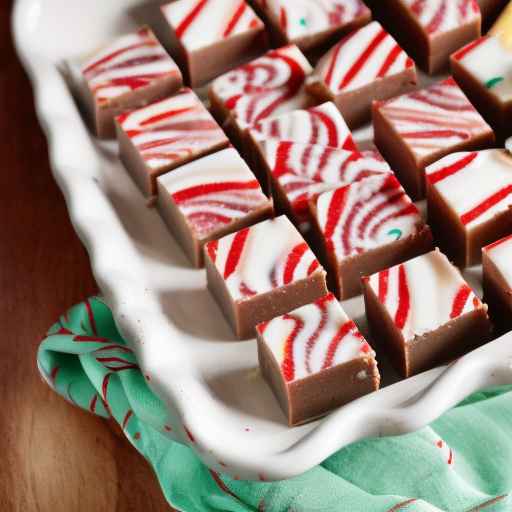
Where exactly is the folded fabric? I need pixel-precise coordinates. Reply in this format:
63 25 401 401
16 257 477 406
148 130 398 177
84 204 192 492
37 297 512 512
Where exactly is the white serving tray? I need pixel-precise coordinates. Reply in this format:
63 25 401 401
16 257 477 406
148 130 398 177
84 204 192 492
13 0 512 481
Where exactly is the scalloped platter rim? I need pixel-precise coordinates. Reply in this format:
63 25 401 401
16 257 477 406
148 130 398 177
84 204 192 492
13 0 512 481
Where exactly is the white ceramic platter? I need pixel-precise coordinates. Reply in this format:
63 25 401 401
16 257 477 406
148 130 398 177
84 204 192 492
13 0 512 481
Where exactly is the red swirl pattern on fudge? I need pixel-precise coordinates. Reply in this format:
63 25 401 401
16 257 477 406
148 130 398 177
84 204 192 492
262 140 391 222
206 216 322 300
250 102 357 151
257 293 373 381
254 0 370 41
404 0 480 34
377 78 491 158
159 148 269 236
426 149 512 229
366 250 482 340
117 89 227 170
212 45 312 106
314 21 414 93
162 0 263 50
211 45 313 127
81 27 180 104
315 174 422 258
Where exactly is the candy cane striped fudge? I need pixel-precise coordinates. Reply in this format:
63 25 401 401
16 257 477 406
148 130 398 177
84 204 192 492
252 0 371 53
209 45 313 125
307 21 417 127
158 0 267 87
451 32 512 136
373 77 494 200
426 149 512 268
204 215 328 338
365 0 481 74
310 174 433 299
258 140 392 232
256 293 380 426
156 147 273 267
247 101 357 190
116 88 229 196
72 26 182 138
482 234 512 332
362 249 491 378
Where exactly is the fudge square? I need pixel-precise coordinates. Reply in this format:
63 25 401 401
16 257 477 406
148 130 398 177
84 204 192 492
204 215 328 339
208 44 313 132
256 293 380 426
307 21 417 127
373 77 494 200
251 0 371 53
158 0 266 87
74 26 182 138
366 0 481 74
483 234 512 332
259 140 392 232
310 174 433 299
362 249 492 378
451 33 512 136
156 147 273 267
426 149 512 268
116 88 229 196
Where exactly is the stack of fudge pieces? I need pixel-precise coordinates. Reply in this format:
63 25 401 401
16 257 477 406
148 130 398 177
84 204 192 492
70 0 512 427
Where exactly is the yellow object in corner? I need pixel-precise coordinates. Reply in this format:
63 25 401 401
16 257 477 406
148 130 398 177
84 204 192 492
489 1 512 48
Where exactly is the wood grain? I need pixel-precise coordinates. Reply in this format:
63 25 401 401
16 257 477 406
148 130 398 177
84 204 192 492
1 3 173 510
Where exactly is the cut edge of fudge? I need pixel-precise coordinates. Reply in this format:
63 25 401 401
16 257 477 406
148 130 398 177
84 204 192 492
115 88 230 197
425 149 512 268
156 147 274 267
158 0 267 87
362 249 492 377
482 234 512 332
256 293 380 426
204 215 328 339
306 21 418 127
308 174 433 299
71 26 183 139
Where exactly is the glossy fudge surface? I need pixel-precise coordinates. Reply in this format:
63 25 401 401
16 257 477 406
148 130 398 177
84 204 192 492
257 293 379 426
160 0 266 86
156 147 273 267
311 174 432 298
307 21 417 126
426 149 512 267
77 27 182 138
116 88 229 196
204 215 328 338
363 249 491 377
373 77 494 199
252 0 371 52
260 141 391 230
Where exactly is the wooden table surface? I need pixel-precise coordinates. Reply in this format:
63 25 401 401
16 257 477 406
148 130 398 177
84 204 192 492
2 3 172 510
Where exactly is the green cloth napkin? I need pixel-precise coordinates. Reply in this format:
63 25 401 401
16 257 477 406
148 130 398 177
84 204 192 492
37 296 512 512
